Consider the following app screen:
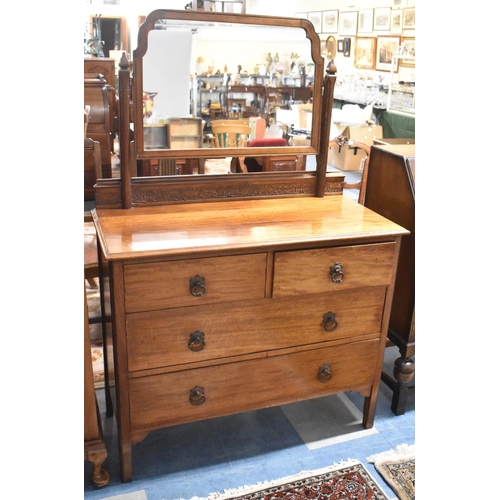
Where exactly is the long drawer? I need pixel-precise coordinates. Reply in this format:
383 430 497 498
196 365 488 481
126 287 386 372
123 253 267 313
128 339 379 434
273 242 397 297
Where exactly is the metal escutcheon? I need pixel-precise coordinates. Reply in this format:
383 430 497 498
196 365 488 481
189 386 206 405
317 364 332 383
188 331 206 352
190 275 206 296
330 262 345 283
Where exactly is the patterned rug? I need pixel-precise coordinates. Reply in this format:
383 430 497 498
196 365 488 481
367 444 415 500
187 461 389 500
86 282 105 388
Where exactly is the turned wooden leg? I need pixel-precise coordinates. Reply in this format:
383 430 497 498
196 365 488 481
391 356 415 415
87 449 110 487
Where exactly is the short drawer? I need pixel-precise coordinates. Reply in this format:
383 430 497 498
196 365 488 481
126 286 386 372
273 242 397 297
128 339 379 433
124 253 267 313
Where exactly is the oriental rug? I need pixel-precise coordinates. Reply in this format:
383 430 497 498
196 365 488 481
367 444 415 500
187 460 389 500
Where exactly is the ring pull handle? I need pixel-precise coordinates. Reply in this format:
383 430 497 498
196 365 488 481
188 331 206 352
190 275 206 297
330 262 345 283
317 364 332 383
189 386 206 406
323 312 338 332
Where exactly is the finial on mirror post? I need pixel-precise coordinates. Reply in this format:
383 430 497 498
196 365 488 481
326 59 337 75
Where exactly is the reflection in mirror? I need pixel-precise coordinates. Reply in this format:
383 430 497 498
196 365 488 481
132 10 324 173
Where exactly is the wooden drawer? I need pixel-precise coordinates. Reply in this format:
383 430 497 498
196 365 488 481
124 253 267 313
129 339 379 434
126 287 386 372
273 242 397 297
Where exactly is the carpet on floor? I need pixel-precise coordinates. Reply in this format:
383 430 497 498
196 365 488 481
367 443 415 500
185 460 389 500
86 281 105 388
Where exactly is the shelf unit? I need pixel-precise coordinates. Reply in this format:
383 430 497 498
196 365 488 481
387 55 415 115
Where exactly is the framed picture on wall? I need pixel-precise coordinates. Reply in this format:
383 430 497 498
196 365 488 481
322 10 339 33
403 8 415 29
354 37 376 69
375 36 400 71
400 37 415 67
323 35 337 60
374 7 391 31
391 10 403 34
337 39 344 52
343 38 351 57
307 12 322 33
358 9 373 33
339 11 358 36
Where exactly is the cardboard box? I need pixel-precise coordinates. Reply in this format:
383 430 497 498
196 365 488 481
291 104 313 130
328 125 383 171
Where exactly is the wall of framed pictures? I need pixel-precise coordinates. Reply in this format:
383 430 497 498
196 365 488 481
293 2 414 77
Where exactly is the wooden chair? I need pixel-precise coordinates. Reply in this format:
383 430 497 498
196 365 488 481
211 123 252 173
84 280 110 487
84 212 114 417
211 122 251 148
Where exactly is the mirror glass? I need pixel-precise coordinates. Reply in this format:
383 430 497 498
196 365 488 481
132 10 324 168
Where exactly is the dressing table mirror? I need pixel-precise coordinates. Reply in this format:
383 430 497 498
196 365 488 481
94 9 344 208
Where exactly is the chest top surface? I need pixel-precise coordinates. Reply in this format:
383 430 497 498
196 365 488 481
92 196 408 261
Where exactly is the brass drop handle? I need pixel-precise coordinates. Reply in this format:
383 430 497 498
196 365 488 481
330 262 345 283
188 331 206 352
189 275 206 296
323 312 338 332
317 364 332 383
189 386 206 406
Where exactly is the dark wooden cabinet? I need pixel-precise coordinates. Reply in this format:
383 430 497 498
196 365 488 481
84 57 116 90
363 144 415 415
84 74 115 178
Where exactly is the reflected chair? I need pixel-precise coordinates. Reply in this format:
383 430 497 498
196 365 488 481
210 122 252 174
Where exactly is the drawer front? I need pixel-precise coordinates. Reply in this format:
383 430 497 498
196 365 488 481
273 242 397 297
126 287 386 372
124 253 267 313
129 339 379 432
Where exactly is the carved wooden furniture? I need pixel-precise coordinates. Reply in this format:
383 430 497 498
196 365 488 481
84 73 115 178
92 10 408 483
84 281 109 487
84 57 117 90
362 144 415 415
84 139 102 201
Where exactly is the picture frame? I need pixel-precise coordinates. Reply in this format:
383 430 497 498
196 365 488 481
323 35 337 60
403 8 415 29
343 38 351 57
337 39 344 52
400 37 415 67
391 9 403 34
322 10 339 33
358 9 373 33
354 37 376 69
375 35 400 72
307 12 322 33
374 7 391 31
339 11 358 36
